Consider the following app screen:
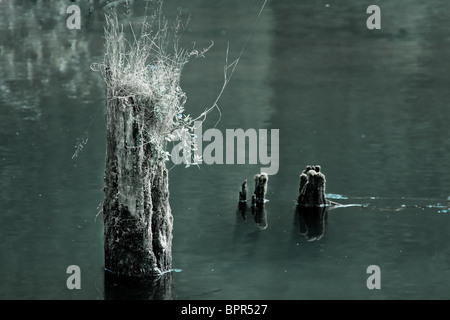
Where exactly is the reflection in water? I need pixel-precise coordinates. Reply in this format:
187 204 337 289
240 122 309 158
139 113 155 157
252 204 268 230
295 205 328 242
238 202 268 230
104 270 173 300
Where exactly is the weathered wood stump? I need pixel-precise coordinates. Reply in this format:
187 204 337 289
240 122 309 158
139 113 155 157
297 165 328 206
238 179 248 219
100 3 196 285
103 94 173 277
237 173 269 229
252 173 269 207
238 173 269 208
295 165 331 240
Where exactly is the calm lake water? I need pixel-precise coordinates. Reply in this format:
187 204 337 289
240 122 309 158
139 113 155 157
1 0 449 299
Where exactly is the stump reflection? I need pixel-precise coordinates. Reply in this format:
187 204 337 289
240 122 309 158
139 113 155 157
238 202 268 230
295 205 328 241
104 269 173 300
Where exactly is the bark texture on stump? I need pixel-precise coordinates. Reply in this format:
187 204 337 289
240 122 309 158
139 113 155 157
297 165 327 206
103 94 173 277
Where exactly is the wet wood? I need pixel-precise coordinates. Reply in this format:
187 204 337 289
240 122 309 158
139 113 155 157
252 173 268 206
238 173 269 229
297 165 328 206
103 91 173 277
239 179 247 203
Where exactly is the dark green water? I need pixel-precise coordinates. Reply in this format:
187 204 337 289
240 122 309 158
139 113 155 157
1 0 449 299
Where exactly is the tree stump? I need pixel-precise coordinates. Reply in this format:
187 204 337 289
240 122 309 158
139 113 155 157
103 94 173 277
238 179 247 216
297 165 327 206
252 173 268 207
237 173 269 229
100 4 198 282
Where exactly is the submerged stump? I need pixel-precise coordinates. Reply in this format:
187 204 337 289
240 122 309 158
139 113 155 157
295 165 330 241
297 165 327 206
238 173 269 230
252 173 269 207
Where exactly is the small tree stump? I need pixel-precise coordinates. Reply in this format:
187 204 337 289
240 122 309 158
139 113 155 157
252 173 268 206
297 165 327 206
239 179 247 203
238 179 248 216
237 173 269 229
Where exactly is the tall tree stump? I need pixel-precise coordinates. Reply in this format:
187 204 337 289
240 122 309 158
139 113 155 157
100 6 193 279
103 94 173 277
